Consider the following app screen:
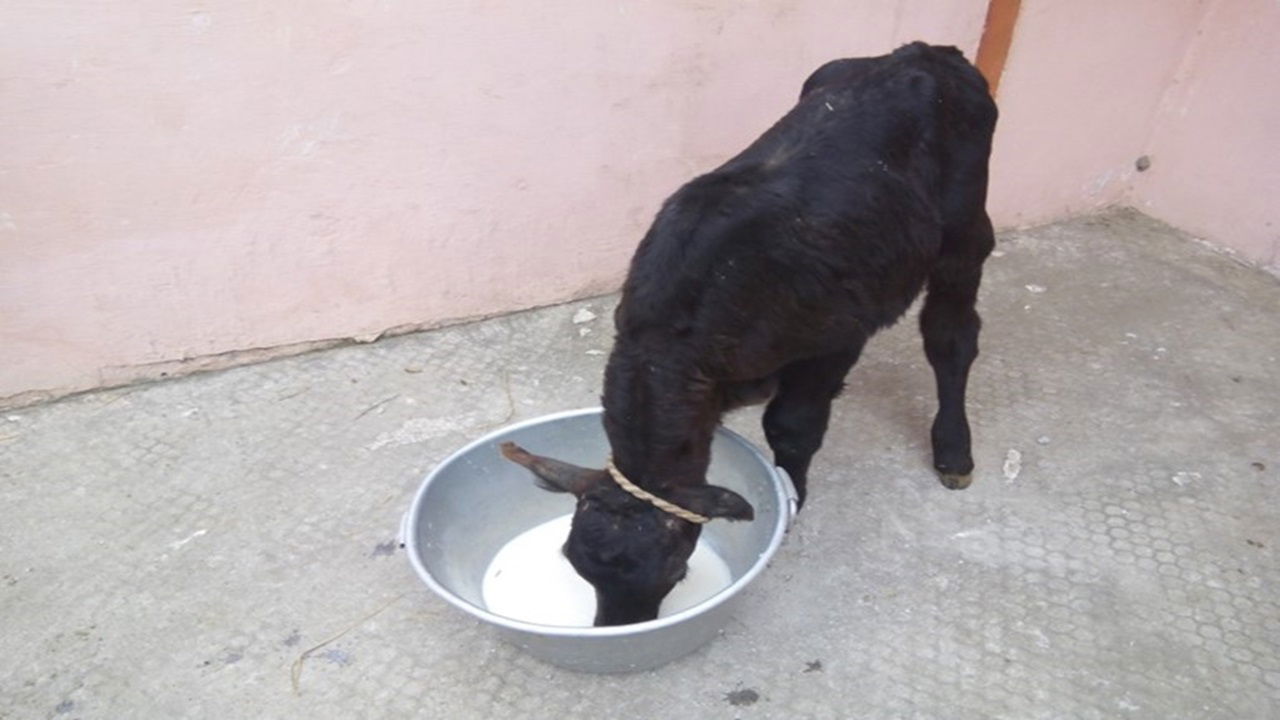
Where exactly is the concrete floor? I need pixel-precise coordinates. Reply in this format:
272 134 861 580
2 210 1278 719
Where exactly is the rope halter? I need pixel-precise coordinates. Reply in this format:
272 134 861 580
604 458 710 524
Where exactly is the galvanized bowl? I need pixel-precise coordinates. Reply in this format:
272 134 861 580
402 407 797 673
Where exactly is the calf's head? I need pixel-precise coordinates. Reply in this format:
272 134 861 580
500 442 753 626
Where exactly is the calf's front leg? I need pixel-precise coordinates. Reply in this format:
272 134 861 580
762 348 863 507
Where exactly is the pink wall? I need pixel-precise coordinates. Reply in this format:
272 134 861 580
989 0 1280 269
4 0 1277 404
0 1 985 404
1132 0 1280 271
986 0 1206 226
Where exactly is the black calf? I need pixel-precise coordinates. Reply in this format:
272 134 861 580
503 43 997 625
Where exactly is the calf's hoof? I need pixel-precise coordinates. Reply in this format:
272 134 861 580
938 472 973 490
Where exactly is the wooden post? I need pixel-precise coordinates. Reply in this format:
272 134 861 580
975 0 1023 97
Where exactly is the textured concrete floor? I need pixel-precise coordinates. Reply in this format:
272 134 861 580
2 210 1279 719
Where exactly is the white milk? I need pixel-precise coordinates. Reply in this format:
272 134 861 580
481 513 732 627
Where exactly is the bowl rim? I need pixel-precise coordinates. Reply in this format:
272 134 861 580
404 406 792 638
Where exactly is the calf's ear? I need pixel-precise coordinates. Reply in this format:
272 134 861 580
499 442 608 497
670 485 755 522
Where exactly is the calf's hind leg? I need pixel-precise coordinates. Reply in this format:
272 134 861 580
920 216 993 490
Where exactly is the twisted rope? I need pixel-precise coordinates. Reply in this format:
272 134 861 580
605 458 710 524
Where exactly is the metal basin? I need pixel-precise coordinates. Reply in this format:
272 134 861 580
402 407 797 673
